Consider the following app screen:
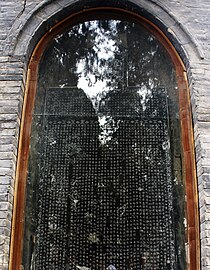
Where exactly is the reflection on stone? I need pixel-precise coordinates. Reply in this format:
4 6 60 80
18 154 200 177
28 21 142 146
30 86 174 269
23 19 186 270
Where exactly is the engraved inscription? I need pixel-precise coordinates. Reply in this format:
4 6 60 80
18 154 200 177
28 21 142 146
33 87 175 269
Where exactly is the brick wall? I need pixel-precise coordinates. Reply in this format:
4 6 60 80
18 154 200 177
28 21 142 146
0 0 210 269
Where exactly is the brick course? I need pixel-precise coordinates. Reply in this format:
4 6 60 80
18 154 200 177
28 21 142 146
0 0 210 269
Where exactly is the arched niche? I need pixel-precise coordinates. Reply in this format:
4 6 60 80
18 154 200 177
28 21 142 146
9 7 200 270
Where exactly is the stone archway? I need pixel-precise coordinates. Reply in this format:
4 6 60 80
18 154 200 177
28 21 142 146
8 2 200 270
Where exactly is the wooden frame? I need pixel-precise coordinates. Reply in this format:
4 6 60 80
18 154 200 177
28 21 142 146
9 7 200 270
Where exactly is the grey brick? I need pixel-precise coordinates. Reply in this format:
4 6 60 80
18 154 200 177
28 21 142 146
0 0 210 269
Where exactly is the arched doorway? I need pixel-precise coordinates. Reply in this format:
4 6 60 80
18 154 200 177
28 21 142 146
9 7 199 270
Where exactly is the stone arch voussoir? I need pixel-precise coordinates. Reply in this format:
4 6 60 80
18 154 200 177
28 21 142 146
10 0 203 66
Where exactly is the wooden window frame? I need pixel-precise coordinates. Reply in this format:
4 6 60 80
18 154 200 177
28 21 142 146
9 7 200 270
